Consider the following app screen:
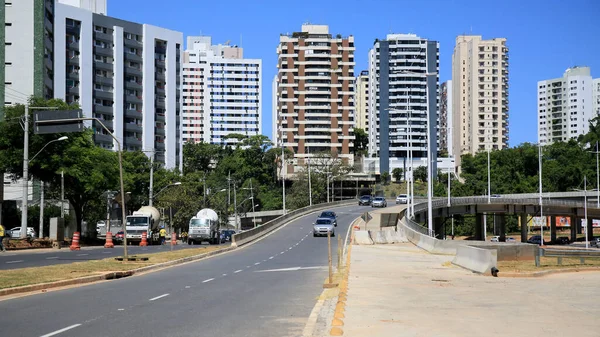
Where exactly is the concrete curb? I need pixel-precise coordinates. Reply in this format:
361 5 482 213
501 266 600 278
328 223 354 336
0 246 237 298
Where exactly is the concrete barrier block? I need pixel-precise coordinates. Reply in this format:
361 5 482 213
371 230 387 244
452 245 498 275
354 230 373 245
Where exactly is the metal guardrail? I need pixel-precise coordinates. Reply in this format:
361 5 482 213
413 196 597 214
232 199 357 246
538 247 600 266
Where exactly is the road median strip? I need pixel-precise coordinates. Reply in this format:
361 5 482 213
0 245 234 297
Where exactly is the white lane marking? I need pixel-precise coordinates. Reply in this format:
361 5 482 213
263 259 267 262
118 308 125 311
300 227 303 229
280 251 285 254
5 260 24 264
234 269 243 273
255 266 328 273
46 257 59 260
149 293 169 301
1 254 16 256
40 324 82 337
76 253 89 256
254 262 260 265
222 273 227 276
269 256 274 260
185 286 191 289
202 278 214 283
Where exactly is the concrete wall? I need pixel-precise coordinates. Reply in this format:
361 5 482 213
452 245 497 275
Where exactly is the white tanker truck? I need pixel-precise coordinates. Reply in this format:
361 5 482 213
125 206 162 244
188 208 221 245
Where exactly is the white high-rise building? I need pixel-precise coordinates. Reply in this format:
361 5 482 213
367 33 439 176
182 36 261 145
440 80 453 156
593 78 600 118
538 67 595 145
2 0 184 169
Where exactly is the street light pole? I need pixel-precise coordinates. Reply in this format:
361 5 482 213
250 179 256 227
539 143 544 245
20 105 29 239
280 120 286 215
307 147 312 206
585 175 589 249
149 151 154 207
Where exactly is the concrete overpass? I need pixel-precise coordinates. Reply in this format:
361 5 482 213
411 195 600 243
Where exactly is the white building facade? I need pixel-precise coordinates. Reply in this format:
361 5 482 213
538 67 595 145
182 36 261 146
367 34 440 176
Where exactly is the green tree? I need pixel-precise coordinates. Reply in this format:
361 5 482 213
392 168 404 183
0 98 120 233
380 171 390 185
353 128 368 156
414 166 427 182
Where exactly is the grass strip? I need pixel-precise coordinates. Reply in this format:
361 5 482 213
0 246 224 289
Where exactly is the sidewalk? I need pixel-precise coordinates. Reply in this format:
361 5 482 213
342 243 600 337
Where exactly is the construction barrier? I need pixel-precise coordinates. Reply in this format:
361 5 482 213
70 231 81 251
139 232 148 247
104 231 114 248
171 233 177 246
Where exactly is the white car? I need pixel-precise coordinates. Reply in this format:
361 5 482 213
9 227 37 239
490 236 500 242
396 194 409 204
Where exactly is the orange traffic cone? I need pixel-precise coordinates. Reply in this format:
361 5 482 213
139 232 148 246
70 231 81 251
171 233 177 246
104 231 115 248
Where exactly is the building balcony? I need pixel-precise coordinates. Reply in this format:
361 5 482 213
125 109 142 119
95 61 113 71
125 95 143 104
124 52 142 62
125 136 143 147
94 46 112 57
94 133 113 144
125 66 142 76
155 72 165 81
155 59 165 68
124 81 143 90
94 119 113 131
155 127 165 136
67 56 80 65
94 105 113 114
67 85 79 95
95 75 113 86
67 71 79 80
94 89 113 101
125 122 143 133
124 37 142 48
94 31 113 42
155 113 166 122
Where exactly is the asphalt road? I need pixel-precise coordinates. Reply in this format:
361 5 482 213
0 241 214 270
0 203 382 337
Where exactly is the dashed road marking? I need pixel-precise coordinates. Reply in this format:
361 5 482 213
149 293 169 301
255 262 260 265
269 256 274 260
222 273 227 276
40 324 82 337
202 278 214 283
5 260 23 264
234 269 243 273
185 286 191 289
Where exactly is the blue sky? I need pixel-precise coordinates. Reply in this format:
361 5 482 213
110 0 599 147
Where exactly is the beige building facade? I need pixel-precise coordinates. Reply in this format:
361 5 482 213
354 70 369 132
452 35 509 169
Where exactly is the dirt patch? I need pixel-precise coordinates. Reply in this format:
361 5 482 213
0 246 223 289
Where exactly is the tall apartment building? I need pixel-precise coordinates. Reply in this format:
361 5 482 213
538 66 595 145
355 70 369 132
274 24 355 174
593 78 600 118
452 35 509 169
439 80 453 156
367 34 439 176
1 0 183 169
182 36 261 145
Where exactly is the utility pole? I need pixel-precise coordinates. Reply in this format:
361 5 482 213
61 171 65 219
228 171 231 207
39 181 44 238
307 147 312 206
250 178 256 227
203 172 207 207
539 144 543 245
280 123 286 215
20 105 30 238
149 151 154 207
233 182 238 232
